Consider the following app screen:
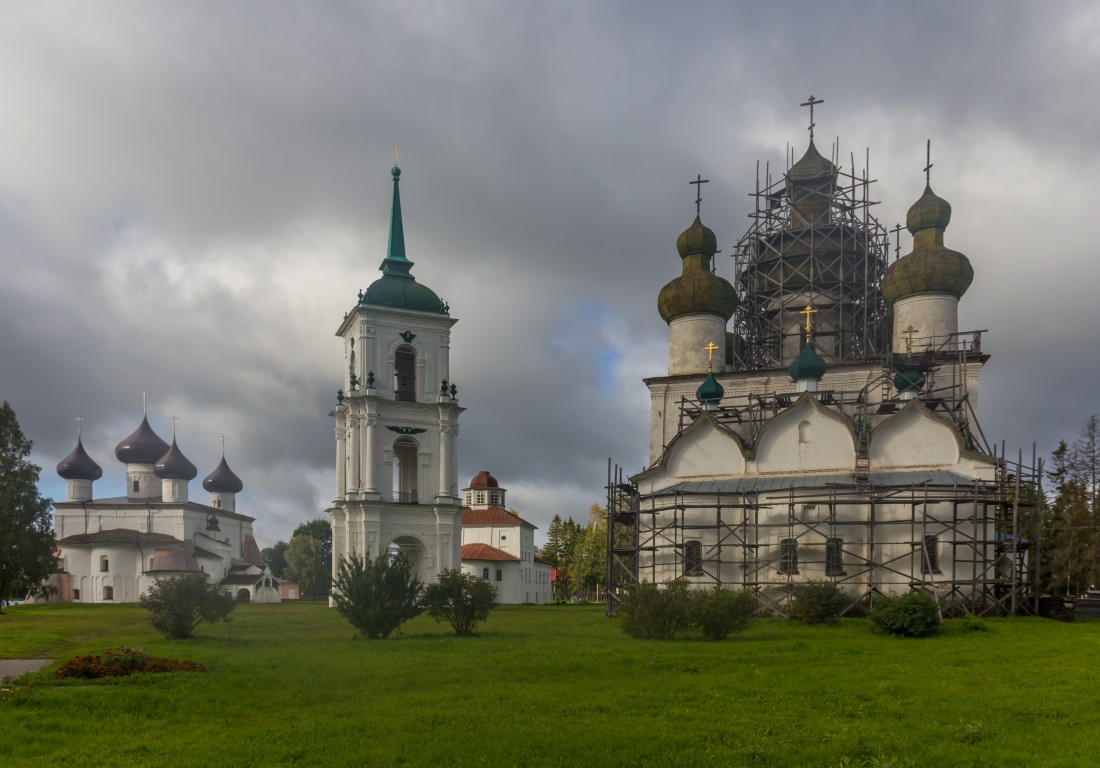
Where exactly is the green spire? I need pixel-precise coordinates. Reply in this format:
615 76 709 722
696 371 725 404
380 164 414 278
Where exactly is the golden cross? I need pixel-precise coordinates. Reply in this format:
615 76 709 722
799 305 817 341
394 145 399 165
902 325 919 355
704 342 719 371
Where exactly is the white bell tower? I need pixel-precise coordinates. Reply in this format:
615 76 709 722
328 160 464 588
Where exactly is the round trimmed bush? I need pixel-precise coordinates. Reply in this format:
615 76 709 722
790 580 848 624
869 591 942 637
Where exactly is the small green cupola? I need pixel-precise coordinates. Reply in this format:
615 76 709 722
881 150 973 305
359 162 448 314
788 341 827 391
696 371 725 406
657 215 737 323
893 356 926 400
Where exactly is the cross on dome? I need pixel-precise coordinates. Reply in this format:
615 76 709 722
704 341 719 371
799 304 818 342
689 174 709 217
800 95 823 140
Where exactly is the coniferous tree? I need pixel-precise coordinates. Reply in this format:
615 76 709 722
1042 423 1100 595
0 402 57 608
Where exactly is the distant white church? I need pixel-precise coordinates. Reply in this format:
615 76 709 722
609 107 1039 617
460 471 552 604
48 413 279 604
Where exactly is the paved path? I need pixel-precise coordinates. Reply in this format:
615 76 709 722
0 659 52 680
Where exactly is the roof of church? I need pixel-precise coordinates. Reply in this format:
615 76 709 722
467 470 500 489
53 497 255 522
461 543 520 562
57 437 103 481
242 535 265 568
462 506 535 528
59 529 184 546
203 456 243 493
115 416 170 464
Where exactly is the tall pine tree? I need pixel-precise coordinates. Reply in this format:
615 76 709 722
0 402 57 608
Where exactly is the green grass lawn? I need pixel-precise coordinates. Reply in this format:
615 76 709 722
1 602 1098 767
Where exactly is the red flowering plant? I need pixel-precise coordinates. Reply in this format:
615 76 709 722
55 646 206 679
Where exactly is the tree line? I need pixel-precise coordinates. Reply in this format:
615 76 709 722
1041 415 1100 595
538 504 608 602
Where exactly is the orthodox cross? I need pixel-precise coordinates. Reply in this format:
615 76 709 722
75 416 84 438
800 95 823 140
141 390 150 415
924 139 933 186
799 304 818 342
690 174 709 217
169 414 179 438
902 325 919 355
703 341 719 371
890 222 903 261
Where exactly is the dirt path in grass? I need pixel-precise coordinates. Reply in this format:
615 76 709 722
0 659 51 680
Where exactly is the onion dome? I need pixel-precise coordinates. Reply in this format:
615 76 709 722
469 470 499 489
881 184 974 304
788 140 837 182
154 439 198 480
696 372 725 404
115 416 170 464
57 438 103 481
360 164 446 314
203 456 244 493
658 216 737 323
788 342 827 383
893 356 926 395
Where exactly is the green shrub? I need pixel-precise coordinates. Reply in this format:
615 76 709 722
619 579 691 640
869 591 942 637
421 569 497 636
139 574 236 639
690 587 756 640
790 580 849 624
331 552 423 639
958 615 992 633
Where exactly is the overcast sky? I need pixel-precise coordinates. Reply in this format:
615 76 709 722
2 1 1097 547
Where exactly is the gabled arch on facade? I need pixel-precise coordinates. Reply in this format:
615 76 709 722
753 392 856 473
869 399 964 469
637 411 748 485
385 533 430 582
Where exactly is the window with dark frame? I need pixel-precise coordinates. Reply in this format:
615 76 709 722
496 569 502 582
921 534 941 574
778 538 799 574
826 538 845 576
684 540 703 576
482 567 490 580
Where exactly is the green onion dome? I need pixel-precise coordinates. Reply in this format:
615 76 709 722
658 216 737 323
788 139 837 183
788 342 827 383
893 356 926 394
696 371 725 404
881 185 974 304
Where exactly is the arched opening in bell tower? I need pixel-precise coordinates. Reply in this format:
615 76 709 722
387 536 429 582
392 437 419 503
394 345 417 402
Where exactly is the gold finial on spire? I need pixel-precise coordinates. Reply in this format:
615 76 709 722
902 325 919 355
704 341 719 371
394 145 399 165
799 304 818 342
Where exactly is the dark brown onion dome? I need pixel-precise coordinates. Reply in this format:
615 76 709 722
154 439 198 480
115 416 170 465
881 184 973 304
57 438 103 481
658 215 737 323
202 456 243 493
468 470 499 489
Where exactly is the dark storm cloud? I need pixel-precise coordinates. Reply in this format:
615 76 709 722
1 1 1096 543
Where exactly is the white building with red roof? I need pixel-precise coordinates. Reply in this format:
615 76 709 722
460 471 552 604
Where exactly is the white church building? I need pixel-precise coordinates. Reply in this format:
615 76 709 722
608 107 1039 617
49 412 279 604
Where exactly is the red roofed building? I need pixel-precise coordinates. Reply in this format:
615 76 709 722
460 471 552 604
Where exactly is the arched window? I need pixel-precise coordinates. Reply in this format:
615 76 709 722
482 567 490 580
392 438 418 503
103 585 114 601
798 420 812 444
684 540 703 576
826 538 845 576
394 345 417 402
495 569 503 582
778 539 799 575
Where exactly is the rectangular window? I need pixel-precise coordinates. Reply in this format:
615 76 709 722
99 556 109 573
921 535 941 574
72 589 81 600
801 504 818 523
778 539 799 575
496 569 502 582
132 479 139 492
683 540 703 576
826 538 845 576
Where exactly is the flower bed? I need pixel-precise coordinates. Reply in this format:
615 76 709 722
55 647 206 679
